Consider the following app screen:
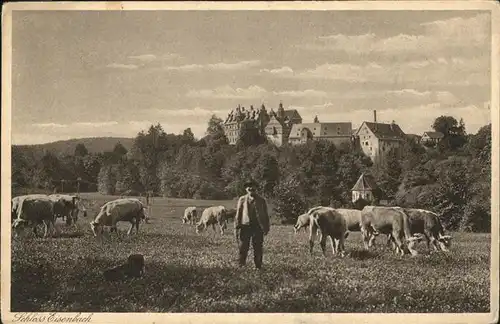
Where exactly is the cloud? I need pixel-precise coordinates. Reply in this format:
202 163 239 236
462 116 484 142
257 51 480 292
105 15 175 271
186 85 268 99
273 89 328 98
291 57 488 87
159 107 226 117
128 53 180 62
303 14 489 55
32 121 120 128
297 63 384 83
260 66 294 76
128 54 157 61
73 121 119 127
165 60 261 72
32 123 68 128
106 63 139 70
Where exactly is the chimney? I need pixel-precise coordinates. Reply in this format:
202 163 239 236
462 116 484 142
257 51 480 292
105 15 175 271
373 110 377 123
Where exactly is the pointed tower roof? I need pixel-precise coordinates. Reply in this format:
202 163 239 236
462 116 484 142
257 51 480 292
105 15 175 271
351 173 377 191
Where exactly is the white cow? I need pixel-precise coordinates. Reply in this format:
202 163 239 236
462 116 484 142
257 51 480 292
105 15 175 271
196 206 227 235
307 206 348 257
182 207 197 225
90 198 147 237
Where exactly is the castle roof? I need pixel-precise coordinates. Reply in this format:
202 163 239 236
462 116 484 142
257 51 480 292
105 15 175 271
422 131 444 139
289 122 352 138
224 105 268 124
351 173 377 191
362 122 406 140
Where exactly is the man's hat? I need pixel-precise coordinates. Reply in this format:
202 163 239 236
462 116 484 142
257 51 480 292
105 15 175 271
243 180 258 188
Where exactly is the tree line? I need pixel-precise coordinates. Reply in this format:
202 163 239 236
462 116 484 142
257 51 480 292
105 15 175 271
12 115 491 232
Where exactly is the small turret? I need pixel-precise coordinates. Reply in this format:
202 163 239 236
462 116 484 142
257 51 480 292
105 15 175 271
314 115 319 123
277 101 285 119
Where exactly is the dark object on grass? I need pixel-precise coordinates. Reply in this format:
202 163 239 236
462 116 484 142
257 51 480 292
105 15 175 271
103 254 145 281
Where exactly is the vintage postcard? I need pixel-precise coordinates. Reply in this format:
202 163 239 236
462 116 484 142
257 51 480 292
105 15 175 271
1 1 499 324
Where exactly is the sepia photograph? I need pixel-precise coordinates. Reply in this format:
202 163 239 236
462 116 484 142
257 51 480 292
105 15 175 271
1 1 499 323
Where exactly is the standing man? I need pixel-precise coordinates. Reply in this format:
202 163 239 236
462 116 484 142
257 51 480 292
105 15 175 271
234 180 270 270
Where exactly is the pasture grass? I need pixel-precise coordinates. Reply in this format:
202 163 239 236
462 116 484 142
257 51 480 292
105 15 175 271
11 194 491 312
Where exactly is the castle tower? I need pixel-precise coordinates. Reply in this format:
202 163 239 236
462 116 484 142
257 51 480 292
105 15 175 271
277 101 285 120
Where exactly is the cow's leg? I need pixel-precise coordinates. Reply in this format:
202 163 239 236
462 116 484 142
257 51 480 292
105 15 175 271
42 220 50 238
330 235 336 256
392 231 406 256
423 231 432 251
309 225 318 255
360 227 372 250
32 222 39 237
319 233 328 257
337 232 346 257
127 221 134 235
136 218 140 234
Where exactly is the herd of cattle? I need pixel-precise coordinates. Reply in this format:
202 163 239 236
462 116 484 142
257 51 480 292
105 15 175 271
11 193 452 257
294 206 452 256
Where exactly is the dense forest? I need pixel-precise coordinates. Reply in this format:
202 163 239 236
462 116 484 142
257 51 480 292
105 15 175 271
12 115 491 232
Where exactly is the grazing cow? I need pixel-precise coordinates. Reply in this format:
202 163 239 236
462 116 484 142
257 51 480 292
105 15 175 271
308 206 347 257
196 206 227 235
11 194 48 221
360 206 423 256
90 198 146 237
294 213 310 233
385 208 452 252
182 207 197 225
12 195 56 238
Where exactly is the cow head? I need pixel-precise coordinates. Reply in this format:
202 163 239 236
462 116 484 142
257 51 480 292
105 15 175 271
90 221 102 237
438 234 452 250
12 219 28 236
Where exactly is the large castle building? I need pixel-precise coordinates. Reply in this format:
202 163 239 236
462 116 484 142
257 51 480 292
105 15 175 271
222 102 302 146
353 110 406 165
288 115 353 147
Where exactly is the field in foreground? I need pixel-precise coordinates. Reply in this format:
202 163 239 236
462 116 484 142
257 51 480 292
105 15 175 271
11 193 491 312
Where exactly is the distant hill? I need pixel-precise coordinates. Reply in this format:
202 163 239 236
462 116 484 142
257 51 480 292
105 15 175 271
15 137 135 155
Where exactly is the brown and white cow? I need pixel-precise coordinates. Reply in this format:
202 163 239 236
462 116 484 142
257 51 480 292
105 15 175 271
385 208 452 252
11 194 48 221
90 198 146 237
196 206 227 235
308 206 348 257
183 207 197 225
12 195 56 238
360 206 424 256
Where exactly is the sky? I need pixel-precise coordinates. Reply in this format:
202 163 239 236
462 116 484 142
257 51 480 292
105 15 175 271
11 10 492 144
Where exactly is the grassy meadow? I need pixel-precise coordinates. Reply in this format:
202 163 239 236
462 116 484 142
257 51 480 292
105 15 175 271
10 193 491 313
